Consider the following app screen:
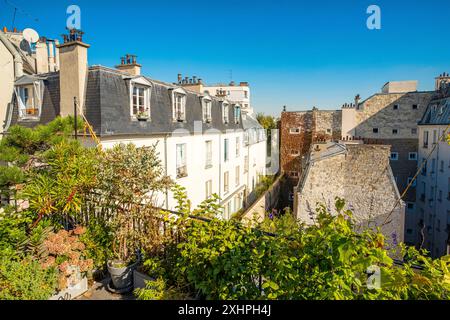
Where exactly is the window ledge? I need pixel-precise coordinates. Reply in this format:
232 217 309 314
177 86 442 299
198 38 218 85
205 164 213 170
19 116 40 122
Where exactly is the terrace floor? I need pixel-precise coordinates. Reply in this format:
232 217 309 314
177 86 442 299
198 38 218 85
77 277 135 300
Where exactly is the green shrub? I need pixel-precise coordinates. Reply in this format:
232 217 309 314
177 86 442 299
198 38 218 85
0 256 58 300
79 221 113 270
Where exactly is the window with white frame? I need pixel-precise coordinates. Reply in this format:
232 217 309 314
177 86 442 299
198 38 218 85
205 140 213 169
224 139 229 162
235 166 240 187
176 144 187 179
222 102 229 124
291 149 300 156
202 97 212 123
224 171 229 194
129 78 152 119
223 201 231 219
234 106 241 124
205 180 213 199
15 80 44 119
408 152 418 161
289 127 301 134
244 156 249 173
172 88 187 122
236 137 240 157
390 152 399 161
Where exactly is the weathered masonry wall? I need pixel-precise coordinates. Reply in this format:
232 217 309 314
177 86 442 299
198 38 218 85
279 109 342 207
296 144 405 244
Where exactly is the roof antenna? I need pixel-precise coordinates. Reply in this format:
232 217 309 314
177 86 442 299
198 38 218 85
4 0 40 30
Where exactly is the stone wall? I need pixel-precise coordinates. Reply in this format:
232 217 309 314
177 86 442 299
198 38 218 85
313 109 342 141
354 92 434 139
241 174 284 225
296 144 405 243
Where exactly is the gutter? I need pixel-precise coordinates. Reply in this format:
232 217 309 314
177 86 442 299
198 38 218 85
0 30 24 79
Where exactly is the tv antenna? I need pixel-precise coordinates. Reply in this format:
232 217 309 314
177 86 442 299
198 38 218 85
4 0 39 31
228 69 233 82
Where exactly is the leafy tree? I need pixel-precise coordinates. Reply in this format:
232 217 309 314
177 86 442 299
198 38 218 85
95 143 172 265
256 113 277 130
165 191 450 300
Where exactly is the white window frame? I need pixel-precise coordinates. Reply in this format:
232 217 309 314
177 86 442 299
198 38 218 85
224 139 229 162
408 152 418 161
15 81 44 120
130 79 152 119
205 140 213 169
176 143 187 179
222 101 230 124
205 180 213 199
235 166 240 187
289 127 301 135
234 105 241 124
201 96 212 123
171 88 187 122
224 171 229 194
236 137 240 157
390 152 399 161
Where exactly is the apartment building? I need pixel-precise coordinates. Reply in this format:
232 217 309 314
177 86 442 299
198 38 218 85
341 81 435 221
294 142 405 244
176 75 253 114
279 108 341 206
0 27 60 137
3 29 267 218
414 74 450 258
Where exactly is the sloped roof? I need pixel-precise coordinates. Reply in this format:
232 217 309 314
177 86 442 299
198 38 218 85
418 97 450 126
7 66 260 136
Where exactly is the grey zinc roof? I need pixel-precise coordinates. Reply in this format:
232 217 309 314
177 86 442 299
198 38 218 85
7 66 263 135
418 97 450 126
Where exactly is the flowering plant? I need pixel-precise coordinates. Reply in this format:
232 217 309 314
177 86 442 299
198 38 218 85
40 226 93 289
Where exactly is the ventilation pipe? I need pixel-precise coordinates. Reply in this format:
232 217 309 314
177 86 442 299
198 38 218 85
0 30 23 78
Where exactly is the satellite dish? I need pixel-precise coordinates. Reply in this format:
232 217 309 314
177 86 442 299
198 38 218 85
23 28 40 44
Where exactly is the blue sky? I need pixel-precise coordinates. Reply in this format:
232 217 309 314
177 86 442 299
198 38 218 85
1 0 450 116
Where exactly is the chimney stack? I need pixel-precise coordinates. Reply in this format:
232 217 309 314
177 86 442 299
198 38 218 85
115 54 141 76
56 28 90 117
177 73 182 84
354 94 361 109
435 72 450 91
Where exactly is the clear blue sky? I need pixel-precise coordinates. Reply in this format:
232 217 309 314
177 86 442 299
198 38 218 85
1 0 450 116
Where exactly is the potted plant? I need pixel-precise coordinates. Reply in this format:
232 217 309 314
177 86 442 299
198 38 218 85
136 111 149 121
95 144 172 292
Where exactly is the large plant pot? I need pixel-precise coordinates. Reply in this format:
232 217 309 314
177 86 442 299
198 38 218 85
107 260 139 293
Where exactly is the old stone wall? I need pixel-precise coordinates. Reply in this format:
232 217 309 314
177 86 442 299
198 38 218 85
313 110 342 141
354 92 434 139
296 144 405 243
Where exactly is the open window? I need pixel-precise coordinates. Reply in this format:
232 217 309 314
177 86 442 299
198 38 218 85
128 77 152 120
171 88 187 122
14 75 44 120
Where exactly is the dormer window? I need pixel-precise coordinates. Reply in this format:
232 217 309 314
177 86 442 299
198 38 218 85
172 88 187 122
14 76 44 121
222 102 229 124
129 77 152 120
234 106 241 124
202 96 212 123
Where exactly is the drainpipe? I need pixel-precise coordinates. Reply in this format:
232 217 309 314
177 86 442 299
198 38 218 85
0 30 23 79
164 134 169 210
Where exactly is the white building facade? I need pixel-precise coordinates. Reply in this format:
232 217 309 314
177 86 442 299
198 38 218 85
4 32 268 219
415 94 450 258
